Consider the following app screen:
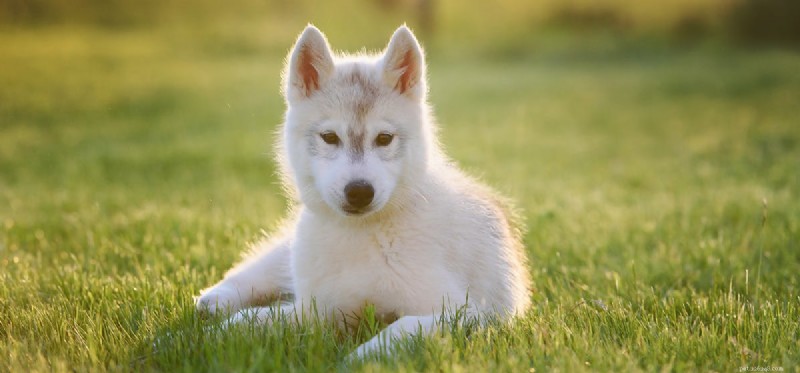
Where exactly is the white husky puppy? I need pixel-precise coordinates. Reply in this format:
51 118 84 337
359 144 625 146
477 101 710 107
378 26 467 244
196 24 530 358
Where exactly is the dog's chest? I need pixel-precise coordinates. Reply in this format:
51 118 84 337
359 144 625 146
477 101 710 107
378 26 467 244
292 216 455 317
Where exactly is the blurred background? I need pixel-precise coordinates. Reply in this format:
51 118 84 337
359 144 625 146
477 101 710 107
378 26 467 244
1 0 799 280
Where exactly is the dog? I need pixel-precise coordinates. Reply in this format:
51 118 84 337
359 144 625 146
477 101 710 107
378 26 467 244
195 24 531 359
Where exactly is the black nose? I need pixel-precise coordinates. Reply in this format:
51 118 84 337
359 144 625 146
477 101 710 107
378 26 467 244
344 180 374 209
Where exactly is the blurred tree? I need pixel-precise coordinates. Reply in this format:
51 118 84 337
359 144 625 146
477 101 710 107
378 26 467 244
548 4 631 33
373 0 436 39
729 0 800 46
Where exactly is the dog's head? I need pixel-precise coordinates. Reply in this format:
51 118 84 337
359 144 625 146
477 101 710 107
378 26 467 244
278 25 433 218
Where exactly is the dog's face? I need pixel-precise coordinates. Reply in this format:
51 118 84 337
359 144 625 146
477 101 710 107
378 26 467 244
279 26 430 218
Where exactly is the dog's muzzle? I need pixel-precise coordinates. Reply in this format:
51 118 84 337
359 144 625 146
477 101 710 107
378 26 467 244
343 180 374 213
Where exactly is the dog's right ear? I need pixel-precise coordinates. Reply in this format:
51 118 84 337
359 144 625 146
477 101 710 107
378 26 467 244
285 25 335 100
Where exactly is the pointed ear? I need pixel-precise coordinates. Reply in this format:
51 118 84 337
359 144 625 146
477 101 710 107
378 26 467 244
285 25 335 99
382 25 425 99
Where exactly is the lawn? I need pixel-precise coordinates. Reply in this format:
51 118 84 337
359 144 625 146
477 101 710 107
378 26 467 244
1 18 799 372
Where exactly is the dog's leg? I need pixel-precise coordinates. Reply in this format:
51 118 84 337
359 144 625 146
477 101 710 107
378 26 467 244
196 237 293 316
349 314 441 359
223 303 299 327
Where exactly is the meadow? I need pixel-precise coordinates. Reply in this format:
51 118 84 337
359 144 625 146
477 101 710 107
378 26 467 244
1 3 799 371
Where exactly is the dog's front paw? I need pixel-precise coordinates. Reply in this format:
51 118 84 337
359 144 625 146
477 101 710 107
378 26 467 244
195 284 242 317
348 337 394 361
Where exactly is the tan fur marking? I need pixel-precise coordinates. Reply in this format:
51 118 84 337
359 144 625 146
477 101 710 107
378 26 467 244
347 70 380 123
342 69 381 161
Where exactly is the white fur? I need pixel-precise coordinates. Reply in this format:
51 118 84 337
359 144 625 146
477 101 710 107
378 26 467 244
196 25 530 359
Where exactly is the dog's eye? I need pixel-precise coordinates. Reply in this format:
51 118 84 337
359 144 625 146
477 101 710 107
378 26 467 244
320 132 340 145
375 133 394 147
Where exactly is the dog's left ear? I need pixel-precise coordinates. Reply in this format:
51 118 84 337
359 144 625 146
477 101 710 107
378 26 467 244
382 25 425 99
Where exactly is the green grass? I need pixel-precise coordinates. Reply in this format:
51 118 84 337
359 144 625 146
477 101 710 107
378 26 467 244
1 21 799 372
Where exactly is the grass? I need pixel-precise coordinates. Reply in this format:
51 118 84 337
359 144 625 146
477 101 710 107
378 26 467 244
1 18 799 372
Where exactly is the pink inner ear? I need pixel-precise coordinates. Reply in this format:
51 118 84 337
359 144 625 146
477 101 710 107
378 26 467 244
394 50 417 93
298 45 320 96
